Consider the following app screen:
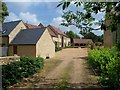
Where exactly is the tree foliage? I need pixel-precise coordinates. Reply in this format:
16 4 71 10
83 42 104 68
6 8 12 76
65 30 80 38
82 32 103 43
0 2 9 23
57 1 120 34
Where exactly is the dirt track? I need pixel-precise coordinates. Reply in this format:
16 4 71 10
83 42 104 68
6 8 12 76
45 48 98 84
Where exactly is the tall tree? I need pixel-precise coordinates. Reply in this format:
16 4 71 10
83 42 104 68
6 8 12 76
66 31 80 38
57 1 120 34
0 2 9 23
82 32 103 43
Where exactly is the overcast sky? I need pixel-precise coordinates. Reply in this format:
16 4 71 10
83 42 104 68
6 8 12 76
5 1 105 37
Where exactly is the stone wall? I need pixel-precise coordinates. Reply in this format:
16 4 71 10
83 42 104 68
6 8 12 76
0 55 20 65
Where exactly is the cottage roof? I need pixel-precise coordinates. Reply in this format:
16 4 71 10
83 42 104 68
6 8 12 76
38 23 45 28
2 20 22 36
24 23 42 29
10 28 46 45
47 25 68 37
73 39 93 44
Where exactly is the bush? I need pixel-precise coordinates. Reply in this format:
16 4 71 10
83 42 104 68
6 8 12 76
88 47 120 89
2 57 44 88
55 47 62 52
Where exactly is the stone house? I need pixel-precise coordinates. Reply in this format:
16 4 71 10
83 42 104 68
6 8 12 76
9 28 55 59
0 20 26 56
1 20 55 58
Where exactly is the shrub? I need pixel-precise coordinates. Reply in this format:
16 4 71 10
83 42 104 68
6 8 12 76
55 47 62 52
88 47 120 89
2 57 44 88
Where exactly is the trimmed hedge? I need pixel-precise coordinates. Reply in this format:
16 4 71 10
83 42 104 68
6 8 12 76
55 47 62 52
2 57 44 88
88 47 120 89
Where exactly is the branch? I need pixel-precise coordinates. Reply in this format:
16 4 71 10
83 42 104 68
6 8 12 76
71 23 101 31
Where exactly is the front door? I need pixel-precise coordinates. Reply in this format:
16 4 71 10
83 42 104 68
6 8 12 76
13 46 17 54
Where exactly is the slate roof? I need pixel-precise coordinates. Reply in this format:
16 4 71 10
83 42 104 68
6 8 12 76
73 39 93 44
10 28 46 45
2 20 22 36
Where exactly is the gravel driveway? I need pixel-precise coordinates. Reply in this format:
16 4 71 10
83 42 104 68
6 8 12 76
45 48 98 85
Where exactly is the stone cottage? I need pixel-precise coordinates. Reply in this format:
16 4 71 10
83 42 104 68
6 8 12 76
0 20 26 56
9 28 55 59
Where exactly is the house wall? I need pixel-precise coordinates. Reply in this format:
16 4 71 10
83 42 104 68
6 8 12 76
53 37 58 42
0 36 9 56
52 35 70 47
65 37 71 46
58 35 62 47
9 21 26 43
0 36 9 46
8 45 36 57
36 29 55 59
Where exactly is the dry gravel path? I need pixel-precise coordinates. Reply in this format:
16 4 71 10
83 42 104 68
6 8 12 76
45 48 98 85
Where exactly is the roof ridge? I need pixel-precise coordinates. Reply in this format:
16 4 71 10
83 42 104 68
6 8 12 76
4 20 22 24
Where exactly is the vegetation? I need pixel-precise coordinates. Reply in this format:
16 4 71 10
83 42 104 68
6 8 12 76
0 2 9 23
65 31 80 38
2 57 44 88
88 46 120 89
57 1 120 44
82 32 103 43
55 47 62 52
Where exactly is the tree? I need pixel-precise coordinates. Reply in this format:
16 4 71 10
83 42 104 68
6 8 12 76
66 31 80 38
0 2 9 23
82 32 103 43
57 1 120 34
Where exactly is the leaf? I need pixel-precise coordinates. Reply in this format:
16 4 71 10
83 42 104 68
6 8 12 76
66 2 70 8
62 2 66 10
57 2 63 7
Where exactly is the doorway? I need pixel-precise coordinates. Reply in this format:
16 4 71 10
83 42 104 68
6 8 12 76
13 46 17 54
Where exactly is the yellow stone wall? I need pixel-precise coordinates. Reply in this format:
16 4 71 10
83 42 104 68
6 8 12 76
36 28 55 59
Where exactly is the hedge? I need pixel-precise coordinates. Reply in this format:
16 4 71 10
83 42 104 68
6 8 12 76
88 47 120 90
2 56 44 88
55 47 62 52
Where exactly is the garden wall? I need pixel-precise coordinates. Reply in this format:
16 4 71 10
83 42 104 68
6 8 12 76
0 56 20 65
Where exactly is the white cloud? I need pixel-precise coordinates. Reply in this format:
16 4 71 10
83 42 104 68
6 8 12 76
51 17 63 26
5 12 42 25
5 12 20 21
20 12 40 25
